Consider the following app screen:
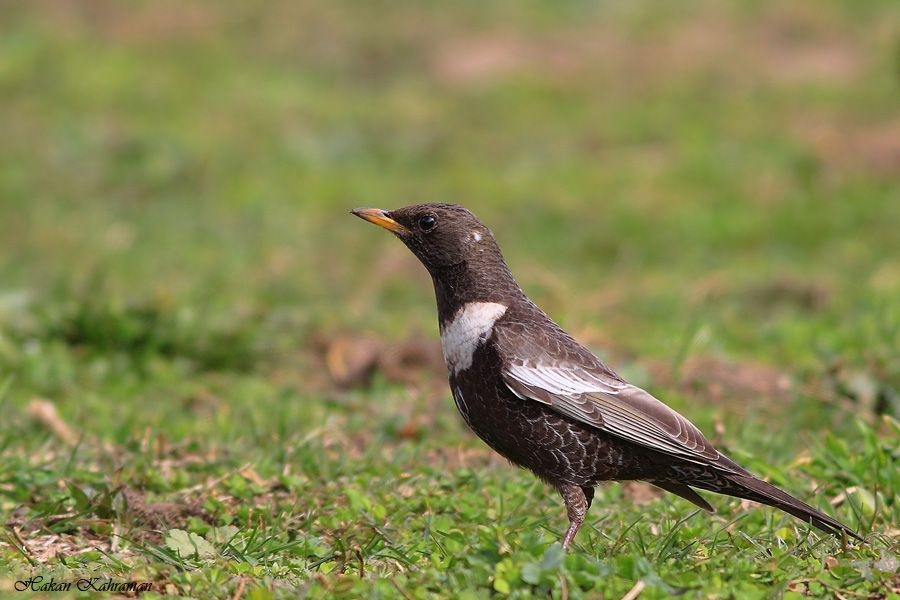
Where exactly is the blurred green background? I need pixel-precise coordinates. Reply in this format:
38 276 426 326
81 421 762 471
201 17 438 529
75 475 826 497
2 0 898 421
0 1 898 597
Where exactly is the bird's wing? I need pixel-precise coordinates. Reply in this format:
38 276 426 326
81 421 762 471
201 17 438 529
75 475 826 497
494 320 738 471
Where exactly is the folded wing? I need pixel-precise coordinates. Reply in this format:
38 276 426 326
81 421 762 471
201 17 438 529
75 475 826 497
495 321 739 472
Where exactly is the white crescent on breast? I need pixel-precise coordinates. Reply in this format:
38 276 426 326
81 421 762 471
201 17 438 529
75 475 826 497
440 302 508 374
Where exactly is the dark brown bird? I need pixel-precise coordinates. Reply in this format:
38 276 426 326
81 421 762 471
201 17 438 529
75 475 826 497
352 203 863 549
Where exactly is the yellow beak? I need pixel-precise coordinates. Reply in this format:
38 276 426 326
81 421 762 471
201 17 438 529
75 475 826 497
351 207 410 234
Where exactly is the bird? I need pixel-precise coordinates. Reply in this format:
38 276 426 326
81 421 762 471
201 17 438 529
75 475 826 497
351 203 863 550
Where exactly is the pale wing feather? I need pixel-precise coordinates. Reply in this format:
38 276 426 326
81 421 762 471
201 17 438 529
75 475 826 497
502 362 732 470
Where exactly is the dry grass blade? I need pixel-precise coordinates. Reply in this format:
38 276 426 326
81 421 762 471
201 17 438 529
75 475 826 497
27 398 79 446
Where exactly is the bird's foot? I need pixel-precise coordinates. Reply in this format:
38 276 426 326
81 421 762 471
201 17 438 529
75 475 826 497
558 484 590 551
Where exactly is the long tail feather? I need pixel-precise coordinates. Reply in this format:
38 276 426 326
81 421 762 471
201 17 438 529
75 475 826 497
691 473 864 542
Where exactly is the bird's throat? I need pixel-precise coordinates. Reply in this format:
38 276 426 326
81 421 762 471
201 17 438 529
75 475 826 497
430 260 522 323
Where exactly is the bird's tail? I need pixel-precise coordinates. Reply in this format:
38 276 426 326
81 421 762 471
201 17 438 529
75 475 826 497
693 471 864 542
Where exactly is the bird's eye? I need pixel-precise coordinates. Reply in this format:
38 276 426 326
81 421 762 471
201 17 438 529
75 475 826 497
418 215 436 231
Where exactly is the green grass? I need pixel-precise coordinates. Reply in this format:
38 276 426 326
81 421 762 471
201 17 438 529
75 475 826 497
1 0 899 598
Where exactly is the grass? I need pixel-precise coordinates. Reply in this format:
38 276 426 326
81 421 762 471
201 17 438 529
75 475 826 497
1 0 899 597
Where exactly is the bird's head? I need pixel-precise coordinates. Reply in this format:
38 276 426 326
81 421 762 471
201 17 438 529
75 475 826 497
351 203 499 274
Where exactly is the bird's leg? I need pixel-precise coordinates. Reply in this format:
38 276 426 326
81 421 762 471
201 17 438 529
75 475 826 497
558 484 591 551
